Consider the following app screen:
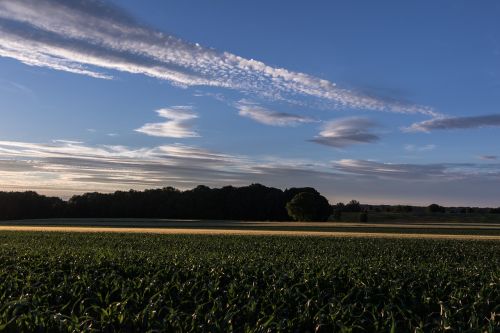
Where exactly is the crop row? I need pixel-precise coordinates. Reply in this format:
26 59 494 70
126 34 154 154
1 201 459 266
0 232 498 332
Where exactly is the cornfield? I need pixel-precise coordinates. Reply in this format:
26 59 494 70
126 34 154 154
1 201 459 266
0 232 498 332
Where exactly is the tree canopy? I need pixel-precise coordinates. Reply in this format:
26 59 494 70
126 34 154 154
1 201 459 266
0 184 330 221
286 192 332 222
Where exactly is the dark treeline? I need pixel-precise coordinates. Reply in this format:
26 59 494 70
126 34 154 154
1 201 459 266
1 185 499 222
0 191 65 221
0 184 324 221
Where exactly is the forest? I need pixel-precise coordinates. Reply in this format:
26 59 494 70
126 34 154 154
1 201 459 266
0 184 327 221
0 184 498 222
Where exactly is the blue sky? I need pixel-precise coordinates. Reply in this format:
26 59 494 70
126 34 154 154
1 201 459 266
0 0 499 206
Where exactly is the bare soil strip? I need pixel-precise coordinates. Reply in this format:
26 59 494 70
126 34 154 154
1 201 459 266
1 226 499 240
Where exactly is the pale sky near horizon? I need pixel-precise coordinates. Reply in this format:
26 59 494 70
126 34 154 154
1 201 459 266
0 0 499 206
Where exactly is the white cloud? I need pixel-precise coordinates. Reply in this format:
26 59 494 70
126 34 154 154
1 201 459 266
237 102 315 126
0 0 435 114
405 114 500 132
1 140 500 206
135 107 199 138
310 117 380 148
0 140 321 193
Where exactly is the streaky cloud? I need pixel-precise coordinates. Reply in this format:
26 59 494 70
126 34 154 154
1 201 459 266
135 107 199 138
332 159 500 180
0 0 435 114
310 117 380 148
0 140 329 193
479 155 498 160
333 159 449 178
237 101 316 127
404 144 436 152
1 140 500 206
405 114 500 132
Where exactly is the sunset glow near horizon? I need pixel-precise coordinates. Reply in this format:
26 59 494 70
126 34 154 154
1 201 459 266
0 0 499 206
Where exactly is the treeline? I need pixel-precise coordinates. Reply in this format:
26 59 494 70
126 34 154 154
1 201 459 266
1 186 499 222
362 203 500 214
0 184 324 221
0 191 65 220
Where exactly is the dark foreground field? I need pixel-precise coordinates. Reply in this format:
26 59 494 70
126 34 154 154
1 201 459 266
0 232 498 332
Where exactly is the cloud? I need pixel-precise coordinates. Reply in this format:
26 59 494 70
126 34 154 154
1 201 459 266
332 159 500 181
333 159 450 179
310 117 380 148
237 102 315 126
0 79 34 95
479 155 498 160
0 0 434 114
135 107 199 138
1 140 500 206
0 140 255 191
404 144 436 152
0 140 329 194
405 114 500 132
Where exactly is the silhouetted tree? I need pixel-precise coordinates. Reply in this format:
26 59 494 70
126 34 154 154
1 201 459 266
0 185 334 222
0 191 64 220
334 202 345 211
427 203 445 213
345 200 361 212
490 207 500 214
286 192 331 222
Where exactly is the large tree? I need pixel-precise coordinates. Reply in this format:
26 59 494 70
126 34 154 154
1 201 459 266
286 192 331 222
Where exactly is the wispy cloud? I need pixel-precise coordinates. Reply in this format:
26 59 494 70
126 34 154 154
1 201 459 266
332 159 500 180
0 140 499 205
0 140 254 191
0 140 328 193
0 0 434 114
0 79 34 95
404 144 436 152
135 107 199 138
333 159 449 179
405 114 500 132
310 117 380 148
237 101 315 126
479 155 498 160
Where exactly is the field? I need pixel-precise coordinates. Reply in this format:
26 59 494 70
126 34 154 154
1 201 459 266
0 230 499 332
2 218 500 237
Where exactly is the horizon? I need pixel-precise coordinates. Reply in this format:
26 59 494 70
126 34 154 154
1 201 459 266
1 1 500 207
2 184 497 209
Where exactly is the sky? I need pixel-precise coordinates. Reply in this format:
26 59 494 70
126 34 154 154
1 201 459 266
0 0 499 206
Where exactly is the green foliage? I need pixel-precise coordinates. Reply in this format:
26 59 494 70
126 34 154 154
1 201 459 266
0 232 498 332
286 192 331 221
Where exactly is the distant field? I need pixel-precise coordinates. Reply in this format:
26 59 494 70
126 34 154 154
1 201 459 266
340 211 500 224
0 232 498 331
2 218 500 237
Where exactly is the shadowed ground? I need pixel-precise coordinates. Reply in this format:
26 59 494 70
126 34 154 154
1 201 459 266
1 219 500 238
